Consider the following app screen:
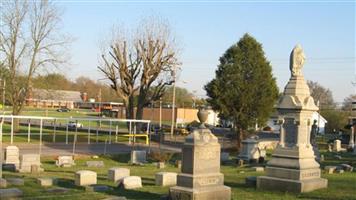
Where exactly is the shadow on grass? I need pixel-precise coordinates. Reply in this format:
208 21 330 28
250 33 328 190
104 187 163 200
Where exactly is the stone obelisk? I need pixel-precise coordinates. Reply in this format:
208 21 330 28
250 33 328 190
169 109 231 200
257 45 328 193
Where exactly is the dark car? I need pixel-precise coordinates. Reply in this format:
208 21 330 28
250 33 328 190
57 108 70 112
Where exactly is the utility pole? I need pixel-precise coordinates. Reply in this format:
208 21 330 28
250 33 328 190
170 65 177 138
0 78 5 179
159 98 162 128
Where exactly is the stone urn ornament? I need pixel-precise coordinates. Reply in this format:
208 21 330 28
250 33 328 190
197 108 209 128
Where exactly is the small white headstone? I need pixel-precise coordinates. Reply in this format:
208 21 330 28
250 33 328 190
86 161 104 167
121 176 142 189
333 140 341 152
56 156 75 167
108 168 130 183
18 154 42 173
4 146 20 170
37 178 54 187
75 170 97 186
155 172 177 186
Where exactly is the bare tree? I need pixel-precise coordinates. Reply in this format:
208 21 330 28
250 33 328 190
0 0 70 120
98 17 180 120
307 80 335 108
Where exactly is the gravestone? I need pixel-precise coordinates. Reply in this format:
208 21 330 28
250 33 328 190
75 170 97 186
18 154 43 173
130 150 147 164
237 138 259 162
324 166 337 174
56 156 75 167
86 161 104 167
256 45 327 193
85 185 111 192
245 176 257 187
108 167 130 183
252 167 264 172
37 177 54 187
155 172 177 186
220 152 229 163
333 140 342 152
169 109 231 200
4 146 20 170
175 160 182 169
0 188 23 199
121 176 142 189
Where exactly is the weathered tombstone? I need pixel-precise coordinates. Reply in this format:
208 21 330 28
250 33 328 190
157 162 165 169
256 45 328 193
252 167 264 172
121 176 142 189
333 140 342 152
85 185 111 192
18 154 43 173
108 167 130 183
155 172 177 186
169 109 231 200
237 139 259 162
220 152 229 163
4 146 20 170
130 150 147 165
0 188 23 199
324 166 337 174
56 156 75 167
37 177 54 187
75 170 97 186
245 176 257 187
175 160 182 169
86 161 104 168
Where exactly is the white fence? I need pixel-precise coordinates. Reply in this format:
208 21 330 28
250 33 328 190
0 115 151 146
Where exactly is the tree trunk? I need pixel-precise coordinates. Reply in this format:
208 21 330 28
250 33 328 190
235 125 244 153
12 104 21 132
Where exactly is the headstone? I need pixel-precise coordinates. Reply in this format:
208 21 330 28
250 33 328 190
328 144 332 152
220 152 229 163
320 154 324 162
155 172 177 186
175 160 182 169
85 185 111 192
75 170 97 186
245 176 257 187
18 154 43 173
4 146 20 170
336 169 344 174
56 156 75 167
169 109 231 200
237 139 260 162
121 176 142 189
324 166 337 174
333 140 342 152
46 187 70 194
252 167 264 172
6 178 24 186
237 159 244 167
157 162 165 169
86 161 104 168
257 45 327 193
108 167 130 183
130 150 147 164
0 178 6 188
37 177 54 187
0 188 23 199
103 197 127 200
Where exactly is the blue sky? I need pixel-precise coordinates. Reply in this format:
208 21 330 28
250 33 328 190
56 1 355 102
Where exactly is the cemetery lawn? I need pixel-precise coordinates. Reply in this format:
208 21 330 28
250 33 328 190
2 151 356 200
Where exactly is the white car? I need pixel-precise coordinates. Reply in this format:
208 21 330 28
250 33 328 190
67 121 83 128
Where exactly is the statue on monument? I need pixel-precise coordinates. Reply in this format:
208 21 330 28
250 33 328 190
289 44 306 76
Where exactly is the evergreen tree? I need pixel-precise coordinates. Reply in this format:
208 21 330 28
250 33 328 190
205 33 279 150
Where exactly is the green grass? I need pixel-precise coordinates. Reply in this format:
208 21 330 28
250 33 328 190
2 151 356 200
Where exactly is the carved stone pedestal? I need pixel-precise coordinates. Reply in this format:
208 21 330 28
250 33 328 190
169 121 231 200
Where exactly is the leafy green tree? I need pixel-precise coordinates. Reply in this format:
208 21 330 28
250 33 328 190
205 34 278 150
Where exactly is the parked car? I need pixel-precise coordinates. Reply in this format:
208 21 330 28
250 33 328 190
67 121 83 128
57 108 70 112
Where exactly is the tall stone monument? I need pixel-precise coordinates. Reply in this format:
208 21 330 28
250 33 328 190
169 109 231 200
257 45 328 193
